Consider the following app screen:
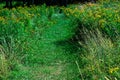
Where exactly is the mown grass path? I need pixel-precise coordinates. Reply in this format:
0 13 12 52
20 13 79 80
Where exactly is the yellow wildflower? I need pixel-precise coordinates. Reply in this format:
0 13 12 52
109 67 119 74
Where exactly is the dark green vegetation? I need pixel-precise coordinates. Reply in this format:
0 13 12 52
0 0 120 80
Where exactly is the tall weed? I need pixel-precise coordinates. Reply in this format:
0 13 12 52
0 36 21 79
77 28 120 79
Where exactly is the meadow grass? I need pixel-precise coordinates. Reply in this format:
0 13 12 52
0 4 79 80
76 28 120 79
64 1 120 79
0 1 120 80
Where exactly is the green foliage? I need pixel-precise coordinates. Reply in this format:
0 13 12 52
0 1 120 80
62 1 120 79
0 5 79 79
63 1 120 38
0 37 24 80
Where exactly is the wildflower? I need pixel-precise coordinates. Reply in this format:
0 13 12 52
109 67 119 74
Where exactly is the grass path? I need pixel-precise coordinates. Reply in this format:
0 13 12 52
18 14 79 80
0 3 79 79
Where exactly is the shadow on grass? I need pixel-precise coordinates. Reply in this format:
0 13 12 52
54 39 81 54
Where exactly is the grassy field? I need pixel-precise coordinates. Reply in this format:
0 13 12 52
0 0 120 80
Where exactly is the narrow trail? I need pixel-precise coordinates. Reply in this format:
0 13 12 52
27 14 79 80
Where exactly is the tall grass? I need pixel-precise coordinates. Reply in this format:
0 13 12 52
0 1 120 79
62 2 120 79
0 5 70 79
0 36 31 80
77 28 120 79
0 45 10 79
0 37 19 79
